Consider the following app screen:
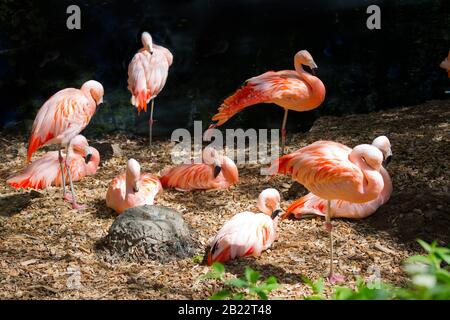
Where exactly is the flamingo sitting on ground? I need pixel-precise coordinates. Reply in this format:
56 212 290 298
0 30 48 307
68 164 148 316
270 136 391 283
128 32 173 147
160 147 239 192
284 136 393 220
106 159 162 214
440 50 450 78
7 135 100 190
208 50 326 155
27 80 104 209
206 188 282 265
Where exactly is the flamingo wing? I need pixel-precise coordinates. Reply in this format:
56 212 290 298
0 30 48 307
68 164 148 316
27 89 95 162
106 174 127 212
160 163 216 191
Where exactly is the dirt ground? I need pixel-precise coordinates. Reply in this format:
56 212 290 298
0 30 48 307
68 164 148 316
0 99 449 300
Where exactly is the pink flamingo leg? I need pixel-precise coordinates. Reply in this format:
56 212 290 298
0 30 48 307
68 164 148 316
149 99 155 148
58 149 68 199
64 141 87 210
325 200 345 284
281 108 289 155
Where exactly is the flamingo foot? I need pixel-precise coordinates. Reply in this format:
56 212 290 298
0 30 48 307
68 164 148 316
328 273 345 285
64 193 73 202
72 202 88 210
148 119 156 125
324 221 333 233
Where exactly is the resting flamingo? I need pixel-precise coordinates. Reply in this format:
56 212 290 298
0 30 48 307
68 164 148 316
160 147 239 191
7 135 100 190
27 80 104 209
284 137 393 219
207 188 282 265
106 159 162 214
208 50 325 154
440 51 450 78
270 136 392 283
128 32 173 147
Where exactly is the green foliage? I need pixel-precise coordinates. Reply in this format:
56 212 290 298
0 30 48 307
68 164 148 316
201 263 280 300
301 240 450 300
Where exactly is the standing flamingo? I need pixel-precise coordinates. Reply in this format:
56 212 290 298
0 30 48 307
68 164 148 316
160 147 239 191
106 159 163 214
128 32 173 147
27 80 104 209
207 188 282 265
270 136 391 283
208 50 325 154
284 136 393 220
440 50 450 78
7 135 100 190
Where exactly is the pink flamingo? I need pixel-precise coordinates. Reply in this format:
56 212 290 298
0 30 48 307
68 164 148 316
284 137 393 219
27 80 104 209
440 51 450 78
128 32 173 147
7 135 100 190
207 188 282 265
160 147 239 192
209 50 325 154
270 136 392 283
106 159 163 214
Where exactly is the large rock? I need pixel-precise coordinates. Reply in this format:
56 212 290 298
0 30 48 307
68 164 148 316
102 205 198 262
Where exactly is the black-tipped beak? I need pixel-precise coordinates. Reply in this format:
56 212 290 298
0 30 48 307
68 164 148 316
383 155 392 167
271 209 283 220
214 166 222 178
311 68 318 76
85 153 92 164
133 187 139 193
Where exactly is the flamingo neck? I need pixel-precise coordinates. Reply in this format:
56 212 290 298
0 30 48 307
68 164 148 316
220 156 239 184
349 147 384 201
294 62 326 108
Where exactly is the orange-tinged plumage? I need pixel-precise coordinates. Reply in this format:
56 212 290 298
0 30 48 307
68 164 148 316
160 147 239 191
127 32 173 113
440 51 450 78
207 189 281 265
106 159 162 214
284 167 393 219
8 135 100 190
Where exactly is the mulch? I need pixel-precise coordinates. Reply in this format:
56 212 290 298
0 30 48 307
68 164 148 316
0 99 449 299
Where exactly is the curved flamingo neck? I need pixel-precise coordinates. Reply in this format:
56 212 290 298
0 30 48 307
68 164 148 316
349 146 384 201
294 62 326 108
220 156 239 184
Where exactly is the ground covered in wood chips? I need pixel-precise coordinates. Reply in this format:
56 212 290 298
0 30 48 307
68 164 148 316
0 99 449 300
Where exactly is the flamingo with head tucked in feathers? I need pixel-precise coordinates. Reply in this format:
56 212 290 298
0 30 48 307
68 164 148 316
270 136 392 283
7 135 100 190
208 50 325 155
128 32 173 147
206 188 282 265
26 80 104 209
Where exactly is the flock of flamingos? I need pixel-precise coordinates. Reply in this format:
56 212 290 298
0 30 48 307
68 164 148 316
5 32 450 284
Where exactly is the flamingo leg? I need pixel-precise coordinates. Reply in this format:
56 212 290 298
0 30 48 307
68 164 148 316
149 99 155 148
58 149 67 198
325 200 345 284
64 140 87 210
281 108 289 155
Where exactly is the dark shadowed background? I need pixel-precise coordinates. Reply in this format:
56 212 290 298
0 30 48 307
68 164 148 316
0 0 448 138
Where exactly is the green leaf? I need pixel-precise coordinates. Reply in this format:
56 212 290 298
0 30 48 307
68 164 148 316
265 276 278 285
417 239 432 253
232 293 245 300
226 278 248 289
212 262 225 275
245 267 260 284
210 290 231 300
256 290 269 300
313 278 325 295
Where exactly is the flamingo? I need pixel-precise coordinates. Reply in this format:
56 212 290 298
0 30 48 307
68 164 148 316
128 32 173 147
208 50 325 154
440 50 450 78
270 136 392 283
160 147 239 192
106 158 163 214
7 135 100 190
206 188 282 265
27 80 104 209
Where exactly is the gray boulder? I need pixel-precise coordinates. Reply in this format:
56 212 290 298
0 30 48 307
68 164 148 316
102 205 198 262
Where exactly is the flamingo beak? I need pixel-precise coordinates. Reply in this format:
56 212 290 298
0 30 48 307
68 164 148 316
383 149 393 167
310 62 318 76
84 147 92 164
214 166 222 178
271 208 283 220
